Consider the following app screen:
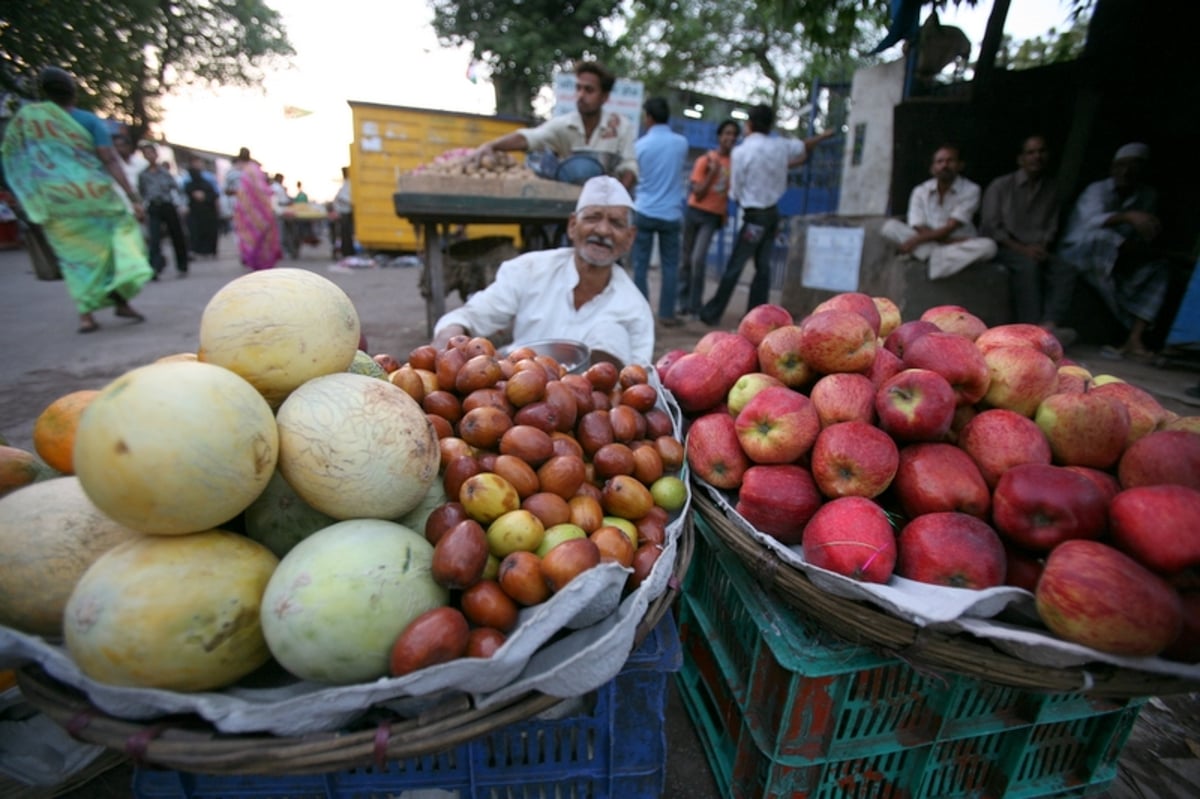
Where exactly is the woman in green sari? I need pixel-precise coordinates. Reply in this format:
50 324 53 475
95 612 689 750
1 67 152 333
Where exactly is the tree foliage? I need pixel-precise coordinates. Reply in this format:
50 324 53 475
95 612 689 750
996 12 1089 70
0 0 293 140
429 0 624 117
612 0 889 124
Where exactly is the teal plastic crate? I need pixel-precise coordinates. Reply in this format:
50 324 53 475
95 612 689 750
676 513 1143 799
134 611 681 799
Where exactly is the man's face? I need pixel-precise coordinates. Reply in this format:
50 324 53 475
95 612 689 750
568 205 635 268
141 147 158 165
575 72 609 116
718 125 738 153
1018 137 1048 178
1111 157 1146 192
930 147 961 182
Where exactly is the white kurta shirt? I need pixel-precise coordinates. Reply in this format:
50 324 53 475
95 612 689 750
433 248 655 366
729 132 806 210
907 175 983 237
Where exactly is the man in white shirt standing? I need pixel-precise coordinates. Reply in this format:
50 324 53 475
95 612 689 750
881 144 998 279
432 176 654 367
699 104 833 325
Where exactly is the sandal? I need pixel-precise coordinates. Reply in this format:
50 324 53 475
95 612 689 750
77 320 100 334
115 307 146 323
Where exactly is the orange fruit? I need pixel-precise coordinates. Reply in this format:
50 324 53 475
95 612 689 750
32 389 100 474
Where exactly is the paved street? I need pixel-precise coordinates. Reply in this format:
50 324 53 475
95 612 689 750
2 233 1198 797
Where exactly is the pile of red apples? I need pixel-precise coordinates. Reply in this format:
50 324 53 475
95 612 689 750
658 295 1200 662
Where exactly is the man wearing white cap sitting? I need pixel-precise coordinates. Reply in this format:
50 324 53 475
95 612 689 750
432 176 654 367
1057 142 1169 360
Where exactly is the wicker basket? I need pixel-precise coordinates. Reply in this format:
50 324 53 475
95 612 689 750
693 491 1199 699
14 515 693 776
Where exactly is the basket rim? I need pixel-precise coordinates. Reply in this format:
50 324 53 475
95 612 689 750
692 491 1199 699
15 514 694 776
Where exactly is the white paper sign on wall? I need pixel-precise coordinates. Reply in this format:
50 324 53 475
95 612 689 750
802 226 865 293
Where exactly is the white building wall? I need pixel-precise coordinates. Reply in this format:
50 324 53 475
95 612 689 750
837 59 907 216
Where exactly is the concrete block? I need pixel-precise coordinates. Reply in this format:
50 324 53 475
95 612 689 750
781 215 1013 327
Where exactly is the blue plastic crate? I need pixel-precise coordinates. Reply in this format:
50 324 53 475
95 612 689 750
134 611 681 799
676 512 1143 799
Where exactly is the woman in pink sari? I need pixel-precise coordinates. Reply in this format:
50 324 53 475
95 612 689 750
233 153 281 270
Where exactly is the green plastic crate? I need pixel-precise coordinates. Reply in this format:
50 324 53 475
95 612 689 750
676 513 1143 799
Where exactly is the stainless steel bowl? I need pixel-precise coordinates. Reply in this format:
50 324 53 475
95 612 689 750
501 339 591 373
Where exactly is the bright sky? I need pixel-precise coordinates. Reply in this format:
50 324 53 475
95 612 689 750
158 0 1077 203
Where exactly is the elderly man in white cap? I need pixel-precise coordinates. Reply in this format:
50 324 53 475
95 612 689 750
1057 142 1169 359
431 176 654 366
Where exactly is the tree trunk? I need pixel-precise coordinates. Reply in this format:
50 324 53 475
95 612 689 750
972 0 1011 94
492 74 537 118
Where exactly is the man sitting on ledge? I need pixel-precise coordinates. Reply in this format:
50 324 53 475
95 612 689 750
882 143 998 279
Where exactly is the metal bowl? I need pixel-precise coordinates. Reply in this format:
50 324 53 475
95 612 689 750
501 339 591 373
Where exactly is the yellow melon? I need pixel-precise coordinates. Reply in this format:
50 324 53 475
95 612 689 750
0 477 141 637
198 268 361 407
73 361 278 535
63 531 278 691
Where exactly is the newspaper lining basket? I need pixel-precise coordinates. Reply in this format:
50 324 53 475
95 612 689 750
692 490 1198 699
14 513 693 776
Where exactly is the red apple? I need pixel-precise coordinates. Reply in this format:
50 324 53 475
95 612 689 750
726 372 785 417
735 464 823 545
737 303 793 346
734 386 820 464
810 421 899 499
865 346 904 388
1055 364 1093 394
875 368 957 443
991 463 1108 552
919 304 988 341
872 296 902 338
685 411 751 490
902 331 991 406
757 325 815 389
802 497 896 583
693 330 732 355
1036 539 1183 657
663 352 730 414
891 442 991 519
1004 545 1044 592
1062 466 1122 507
1035 391 1130 469
975 323 1063 362
896 512 1006 589
796 309 877 375
809 372 876 427
1090 380 1171 447
812 291 882 336
883 319 939 359
1117 430 1200 491
1108 484 1200 574
980 345 1059 417
653 348 688 383
706 332 761 387
957 409 1052 489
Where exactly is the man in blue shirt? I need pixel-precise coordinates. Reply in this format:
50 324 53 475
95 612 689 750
631 98 690 327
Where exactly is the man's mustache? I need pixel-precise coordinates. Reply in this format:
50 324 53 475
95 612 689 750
586 235 615 249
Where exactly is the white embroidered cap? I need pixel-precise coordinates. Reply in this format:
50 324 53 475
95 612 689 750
574 176 634 212
1113 142 1150 162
